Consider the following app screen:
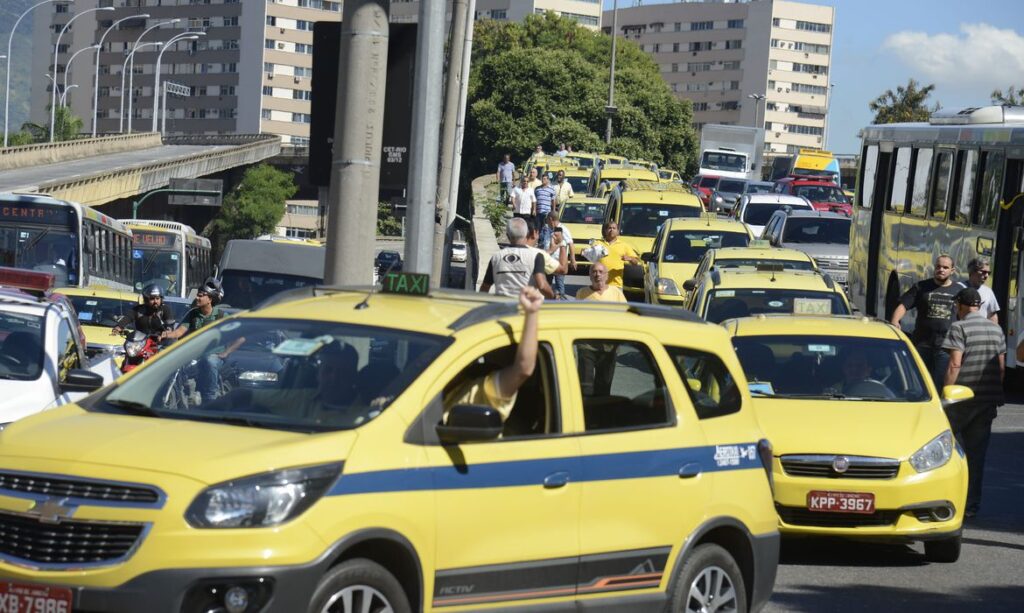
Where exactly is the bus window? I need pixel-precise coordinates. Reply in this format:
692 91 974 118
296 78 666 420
951 150 978 226
974 150 1005 229
929 151 953 219
909 148 932 217
889 148 912 212
857 145 878 209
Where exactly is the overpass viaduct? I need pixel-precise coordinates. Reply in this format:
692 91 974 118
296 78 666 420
0 133 280 207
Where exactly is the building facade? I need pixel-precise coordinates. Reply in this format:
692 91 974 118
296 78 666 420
391 0 602 29
603 0 834 154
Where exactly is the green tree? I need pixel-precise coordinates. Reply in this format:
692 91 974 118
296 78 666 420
465 12 698 180
991 85 1024 106
869 79 940 124
10 106 85 144
377 202 403 236
204 164 297 252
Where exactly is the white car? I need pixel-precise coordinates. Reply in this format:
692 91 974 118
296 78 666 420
0 270 116 428
732 193 813 237
451 241 467 263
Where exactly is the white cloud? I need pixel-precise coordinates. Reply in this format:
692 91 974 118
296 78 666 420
881 23 1024 91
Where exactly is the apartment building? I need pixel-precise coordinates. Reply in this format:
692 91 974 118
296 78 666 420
603 0 834 154
390 0 603 30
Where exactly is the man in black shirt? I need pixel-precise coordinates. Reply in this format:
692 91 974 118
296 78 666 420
113 284 175 335
891 255 960 389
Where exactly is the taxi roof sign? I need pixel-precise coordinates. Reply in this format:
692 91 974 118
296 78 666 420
381 272 429 296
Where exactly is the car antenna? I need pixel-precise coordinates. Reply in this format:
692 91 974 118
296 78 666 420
355 259 399 310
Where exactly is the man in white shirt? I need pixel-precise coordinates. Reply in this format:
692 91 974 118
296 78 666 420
510 177 535 223
961 257 1000 323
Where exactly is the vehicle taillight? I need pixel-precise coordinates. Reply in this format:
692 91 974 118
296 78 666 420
757 438 774 494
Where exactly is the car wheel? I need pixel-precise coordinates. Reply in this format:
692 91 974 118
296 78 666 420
670 543 748 613
923 535 962 563
309 558 411 613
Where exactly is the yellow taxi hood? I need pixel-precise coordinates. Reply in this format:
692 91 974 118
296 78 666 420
623 236 655 254
563 222 601 242
752 399 943 459
659 261 699 284
81 324 121 349
0 406 358 485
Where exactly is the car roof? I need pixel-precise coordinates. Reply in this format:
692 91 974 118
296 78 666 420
565 196 607 205
705 268 837 291
664 216 751 233
560 168 591 178
618 180 701 206
710 246 815 262
723 315 901 340
778 210 851 219
55 285 140 301
743 194 811 206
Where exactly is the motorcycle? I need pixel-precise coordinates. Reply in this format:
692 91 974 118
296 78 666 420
118 328 163 374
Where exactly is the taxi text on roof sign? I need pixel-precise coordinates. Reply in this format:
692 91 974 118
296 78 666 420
381 272 429 296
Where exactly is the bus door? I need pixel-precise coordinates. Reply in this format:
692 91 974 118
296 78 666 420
993 156 1024 347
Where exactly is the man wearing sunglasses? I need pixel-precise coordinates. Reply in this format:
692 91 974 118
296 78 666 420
961 257 999 323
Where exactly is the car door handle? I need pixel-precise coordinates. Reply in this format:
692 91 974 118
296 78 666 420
543 471 571 489
679 463 702 479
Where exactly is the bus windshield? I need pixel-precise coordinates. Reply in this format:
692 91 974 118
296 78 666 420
0 227 78 287
620 204 700 237
701 152 746 173
133 241 183 295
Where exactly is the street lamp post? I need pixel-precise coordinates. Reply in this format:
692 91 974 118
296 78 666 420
61 44 99 105
151 32 203 133
59 84 78 107
823 82 836 151
126 18 181 134
605 0 619 145
93 13 150 137
748 93 766 176
50 6 114 142
5 0 69 147
120 42 161 133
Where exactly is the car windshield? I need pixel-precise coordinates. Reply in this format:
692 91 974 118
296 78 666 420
561 202 606 224
793 185 849 204
663 231 749 263
0 311 44 381
715 258 815 271
67 295 137 328
704 289 849 323
90 318 451 432
701 152 746 173
219 270 322 310
733 335 928 401
620 204 700 237
782 218 851 244
742 202 793 226
698 176 720 189
717 180 747 194
567 176 590 193
745 183 774 194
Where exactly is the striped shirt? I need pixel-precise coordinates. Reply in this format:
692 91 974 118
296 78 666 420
535 185 556 215
942 312 1005 405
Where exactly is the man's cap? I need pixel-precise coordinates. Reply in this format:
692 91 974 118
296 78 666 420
956 287 982 307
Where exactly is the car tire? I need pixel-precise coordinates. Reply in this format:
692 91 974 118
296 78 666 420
669 543 748 613
308 558 411 613
923 535 962 563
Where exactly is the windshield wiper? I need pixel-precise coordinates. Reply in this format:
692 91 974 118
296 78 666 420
104 398 162 417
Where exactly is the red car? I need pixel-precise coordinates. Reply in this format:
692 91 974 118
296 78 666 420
772 177 852 215
689 174 721 209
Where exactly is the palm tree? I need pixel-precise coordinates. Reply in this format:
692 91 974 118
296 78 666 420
869 79 939 124
991 85 1023 106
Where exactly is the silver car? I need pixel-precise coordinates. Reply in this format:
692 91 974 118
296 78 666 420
760 209 851 285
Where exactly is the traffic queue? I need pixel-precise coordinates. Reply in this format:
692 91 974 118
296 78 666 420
0 142 977 613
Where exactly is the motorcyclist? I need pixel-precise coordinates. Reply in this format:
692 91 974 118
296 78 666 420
163 278 235 403
113 284 176 336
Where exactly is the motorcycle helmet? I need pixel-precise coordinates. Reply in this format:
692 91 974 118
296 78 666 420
200 277 224 305
141 284 164 300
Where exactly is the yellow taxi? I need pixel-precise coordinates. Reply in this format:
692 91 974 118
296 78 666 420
658 168 683 183
545 166 591 198
54 285 140 357
641 215 754 306
689 243 821 293
726 315 969 562
597 153 628 167
628 159 658 172
558 195 607 270
591 165 660 197
564 151 597 170
0 275 780 612
686 265 851 323
606 180 704 299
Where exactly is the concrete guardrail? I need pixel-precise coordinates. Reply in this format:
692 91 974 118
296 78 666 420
0 133 161 171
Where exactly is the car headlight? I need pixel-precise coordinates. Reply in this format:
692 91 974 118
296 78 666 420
909 431 954 473
714 195 723 203
656 277 680 295
186 463 342 528
124 340 146 358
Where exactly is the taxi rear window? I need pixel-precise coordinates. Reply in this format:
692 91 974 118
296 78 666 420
91 319 451 433
704 289 849 323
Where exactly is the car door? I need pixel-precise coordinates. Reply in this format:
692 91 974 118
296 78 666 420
423 331 582 610
564 331 711 601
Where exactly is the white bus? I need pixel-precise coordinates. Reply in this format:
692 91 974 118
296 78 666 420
216 238 325 309
0 193 133 290
123 220 213 298
849 105 1024 366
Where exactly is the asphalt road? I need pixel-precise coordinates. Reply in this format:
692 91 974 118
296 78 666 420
562 273 1024 612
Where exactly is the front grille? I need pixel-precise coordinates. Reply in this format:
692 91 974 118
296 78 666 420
780 456 900 480
814 258 849 272
0 511 144 565
776 505 900 528
0 472 160 504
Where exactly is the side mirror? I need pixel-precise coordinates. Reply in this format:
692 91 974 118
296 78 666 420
941 385 974 408
682 279 697 292
640 252 655 263
61 369 105 394
436 404 503 443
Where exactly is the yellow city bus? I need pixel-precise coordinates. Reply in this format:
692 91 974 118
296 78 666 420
123 220 213 298
849 105 1024 365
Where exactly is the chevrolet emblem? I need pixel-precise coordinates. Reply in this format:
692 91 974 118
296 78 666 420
27 498 76 525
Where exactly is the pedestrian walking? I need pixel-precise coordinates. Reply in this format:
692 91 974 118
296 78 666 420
890 255 961 389
534 174 556 230
942 287 1005 517
496 153 515 205
961 257 1000 323
554 170 575 209
576 262 626 302
479 217 554 299
510 177 535 223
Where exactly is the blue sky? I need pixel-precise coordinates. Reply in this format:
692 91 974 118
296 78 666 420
604 0 1024 153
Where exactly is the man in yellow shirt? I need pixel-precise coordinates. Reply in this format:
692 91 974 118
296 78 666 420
576 263 627 302
594 221 640 288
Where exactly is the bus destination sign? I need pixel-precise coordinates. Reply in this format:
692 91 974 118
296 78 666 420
0 202 75 226
133 231 175 248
